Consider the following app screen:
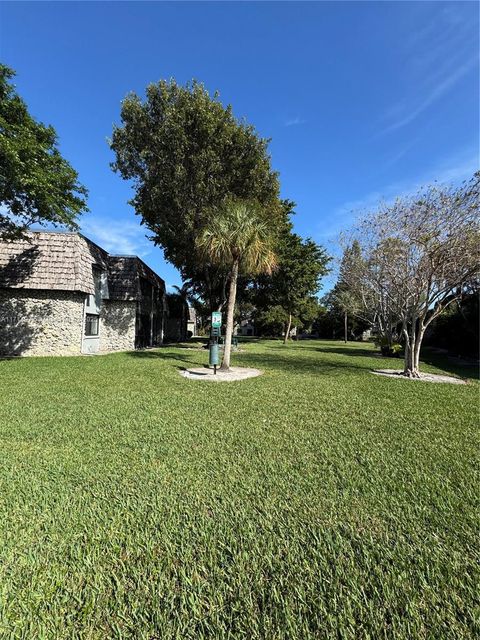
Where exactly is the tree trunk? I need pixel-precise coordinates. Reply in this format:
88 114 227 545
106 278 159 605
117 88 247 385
284 313 292 345
402 324 412 376
220 259 239 371
403 318 421 378
344 311 348 343
404 343 416 377
413 325 425 375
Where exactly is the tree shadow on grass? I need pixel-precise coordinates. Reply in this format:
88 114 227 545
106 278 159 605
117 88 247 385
123 344 476 381
124 346 366 377
280 344 475 380
420 348 479 381
277 344 376 358
300 344 476 379
235 352 370 377
126 349 204 369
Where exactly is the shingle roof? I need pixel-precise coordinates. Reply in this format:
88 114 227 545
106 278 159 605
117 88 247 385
0 232 165 299
0 232 108 294
107 256 166 300
107 256 139 300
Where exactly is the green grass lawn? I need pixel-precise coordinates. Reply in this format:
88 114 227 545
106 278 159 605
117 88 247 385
0 340 478 639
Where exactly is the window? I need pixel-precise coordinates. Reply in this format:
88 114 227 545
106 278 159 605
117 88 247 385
85 314 99 336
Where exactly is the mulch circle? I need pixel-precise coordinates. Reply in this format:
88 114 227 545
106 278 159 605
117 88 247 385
371 369 467 385
180 366 263 382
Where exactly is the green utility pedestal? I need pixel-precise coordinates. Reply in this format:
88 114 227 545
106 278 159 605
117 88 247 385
209 342 219 368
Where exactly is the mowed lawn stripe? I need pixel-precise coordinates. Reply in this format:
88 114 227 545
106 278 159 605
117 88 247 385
0 340 478 639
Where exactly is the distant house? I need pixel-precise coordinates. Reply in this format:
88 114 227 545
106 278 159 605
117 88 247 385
235 318 255 337
187 306 197 337
0 231 167 356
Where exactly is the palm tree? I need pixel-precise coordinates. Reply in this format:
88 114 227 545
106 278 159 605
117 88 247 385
196 199 277 371
171 283 194 341
172 283 193 302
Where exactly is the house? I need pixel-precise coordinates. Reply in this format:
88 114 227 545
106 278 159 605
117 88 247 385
235 318 255 337
0 231 167 356
187 306 197 337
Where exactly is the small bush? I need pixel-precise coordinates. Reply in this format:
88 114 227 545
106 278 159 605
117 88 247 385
376 336 403 358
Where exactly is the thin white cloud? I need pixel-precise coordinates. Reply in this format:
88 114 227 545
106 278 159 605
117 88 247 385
379 5 477 136
81 217 152 258
284 116 306 127
317 191 385 242
383 136 422 168
430 156 479 185
318 149 478 243
380 57 477 135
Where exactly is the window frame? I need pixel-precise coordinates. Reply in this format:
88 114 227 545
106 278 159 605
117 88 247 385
84 313 100 337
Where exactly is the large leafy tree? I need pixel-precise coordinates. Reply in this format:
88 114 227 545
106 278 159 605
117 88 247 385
251 212 331 343
196 199 277 370
255 305 292 336
255 296 324 338
0 64 87 239
110 79 281 311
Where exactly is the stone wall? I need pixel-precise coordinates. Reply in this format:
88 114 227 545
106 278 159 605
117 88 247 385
0 288 84 356
100 300 136 352
0 290 139 357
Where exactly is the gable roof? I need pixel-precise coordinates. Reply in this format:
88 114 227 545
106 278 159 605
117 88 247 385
0 231 165 299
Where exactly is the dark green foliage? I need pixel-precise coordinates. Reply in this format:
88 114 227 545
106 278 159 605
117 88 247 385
0 341 478 638
311 303 337 338
250 205 331 334
0 64 88 239
296 296 324 332
166 291 187 317
165 291 189 342
425 291 479 358
321 288 370 340
255 304 292 335
272 230 330 317
256 299 321 337
110 80 281 307
338 239 363 291
375 335 403 357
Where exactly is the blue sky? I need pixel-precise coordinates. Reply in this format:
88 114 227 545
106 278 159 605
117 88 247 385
1 1 478 292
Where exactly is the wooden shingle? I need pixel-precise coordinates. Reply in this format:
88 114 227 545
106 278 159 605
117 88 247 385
0 231 166 300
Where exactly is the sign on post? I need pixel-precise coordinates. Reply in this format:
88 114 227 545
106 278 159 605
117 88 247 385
211 312 222 328
210 312 222 375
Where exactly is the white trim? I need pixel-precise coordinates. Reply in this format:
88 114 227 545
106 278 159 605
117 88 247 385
80 295 87 353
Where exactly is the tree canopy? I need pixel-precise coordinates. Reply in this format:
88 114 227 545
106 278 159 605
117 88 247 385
110 79 281 309
250 209 331 341
0 64 88 239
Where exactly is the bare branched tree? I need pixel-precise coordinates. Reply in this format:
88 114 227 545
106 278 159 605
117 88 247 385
346 172 479 377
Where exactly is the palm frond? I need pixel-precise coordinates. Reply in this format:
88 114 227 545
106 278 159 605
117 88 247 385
196 199 278 276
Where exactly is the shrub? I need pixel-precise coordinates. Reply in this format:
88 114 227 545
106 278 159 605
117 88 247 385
375 335 403 358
